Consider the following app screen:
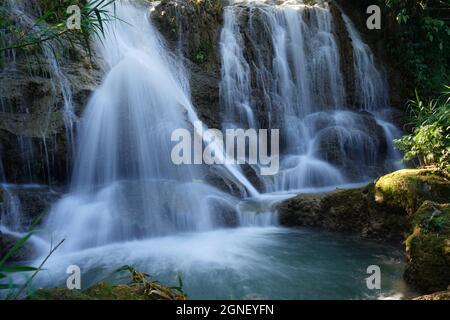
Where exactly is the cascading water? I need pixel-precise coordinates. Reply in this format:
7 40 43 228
220 0 403 192
41 2 249 253
1 0 77 184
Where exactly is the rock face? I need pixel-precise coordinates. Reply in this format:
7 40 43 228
329 1 356 108
0 185 61 229
0 17 102 185
278 168 450 293
152 0 223 128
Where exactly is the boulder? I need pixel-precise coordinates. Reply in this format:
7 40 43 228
278 169 450 241
405 201 450 293
278 184 409 241
374 169 450 216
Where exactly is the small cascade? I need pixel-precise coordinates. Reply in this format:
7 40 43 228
2 0 78 184
219 0 403 192
0 186 22 232
341 13 389 111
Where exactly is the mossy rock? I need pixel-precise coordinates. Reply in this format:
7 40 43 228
30 288 91 300
375 169 450 216
278 183 410 240
30 282 182 300
404 202 450 293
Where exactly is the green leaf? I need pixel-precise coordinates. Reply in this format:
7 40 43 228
0 266 39 273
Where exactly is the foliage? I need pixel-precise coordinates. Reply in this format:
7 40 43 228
0 0 118 65
382 0 450 98
0 212 65 300
395 86 450 173
107 265 187 300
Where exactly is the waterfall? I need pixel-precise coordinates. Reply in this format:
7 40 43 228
41 2 255 252
219 0 403 192
341 13 389 111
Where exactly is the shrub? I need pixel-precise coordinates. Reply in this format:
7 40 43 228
395 86 450 173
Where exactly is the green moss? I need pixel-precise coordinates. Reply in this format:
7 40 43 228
84 282 147 300
405 201 450 293
30 288 91 300
375 169 450 216
405 227 450 293
31 282 162 300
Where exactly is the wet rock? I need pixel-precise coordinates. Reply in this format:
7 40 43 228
313 111 388 179
152 0 223 128
329 1 355 108
0 29 102 184
0 185 62 228
278 169 450 241
278 184 409 241
0 232 35 261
